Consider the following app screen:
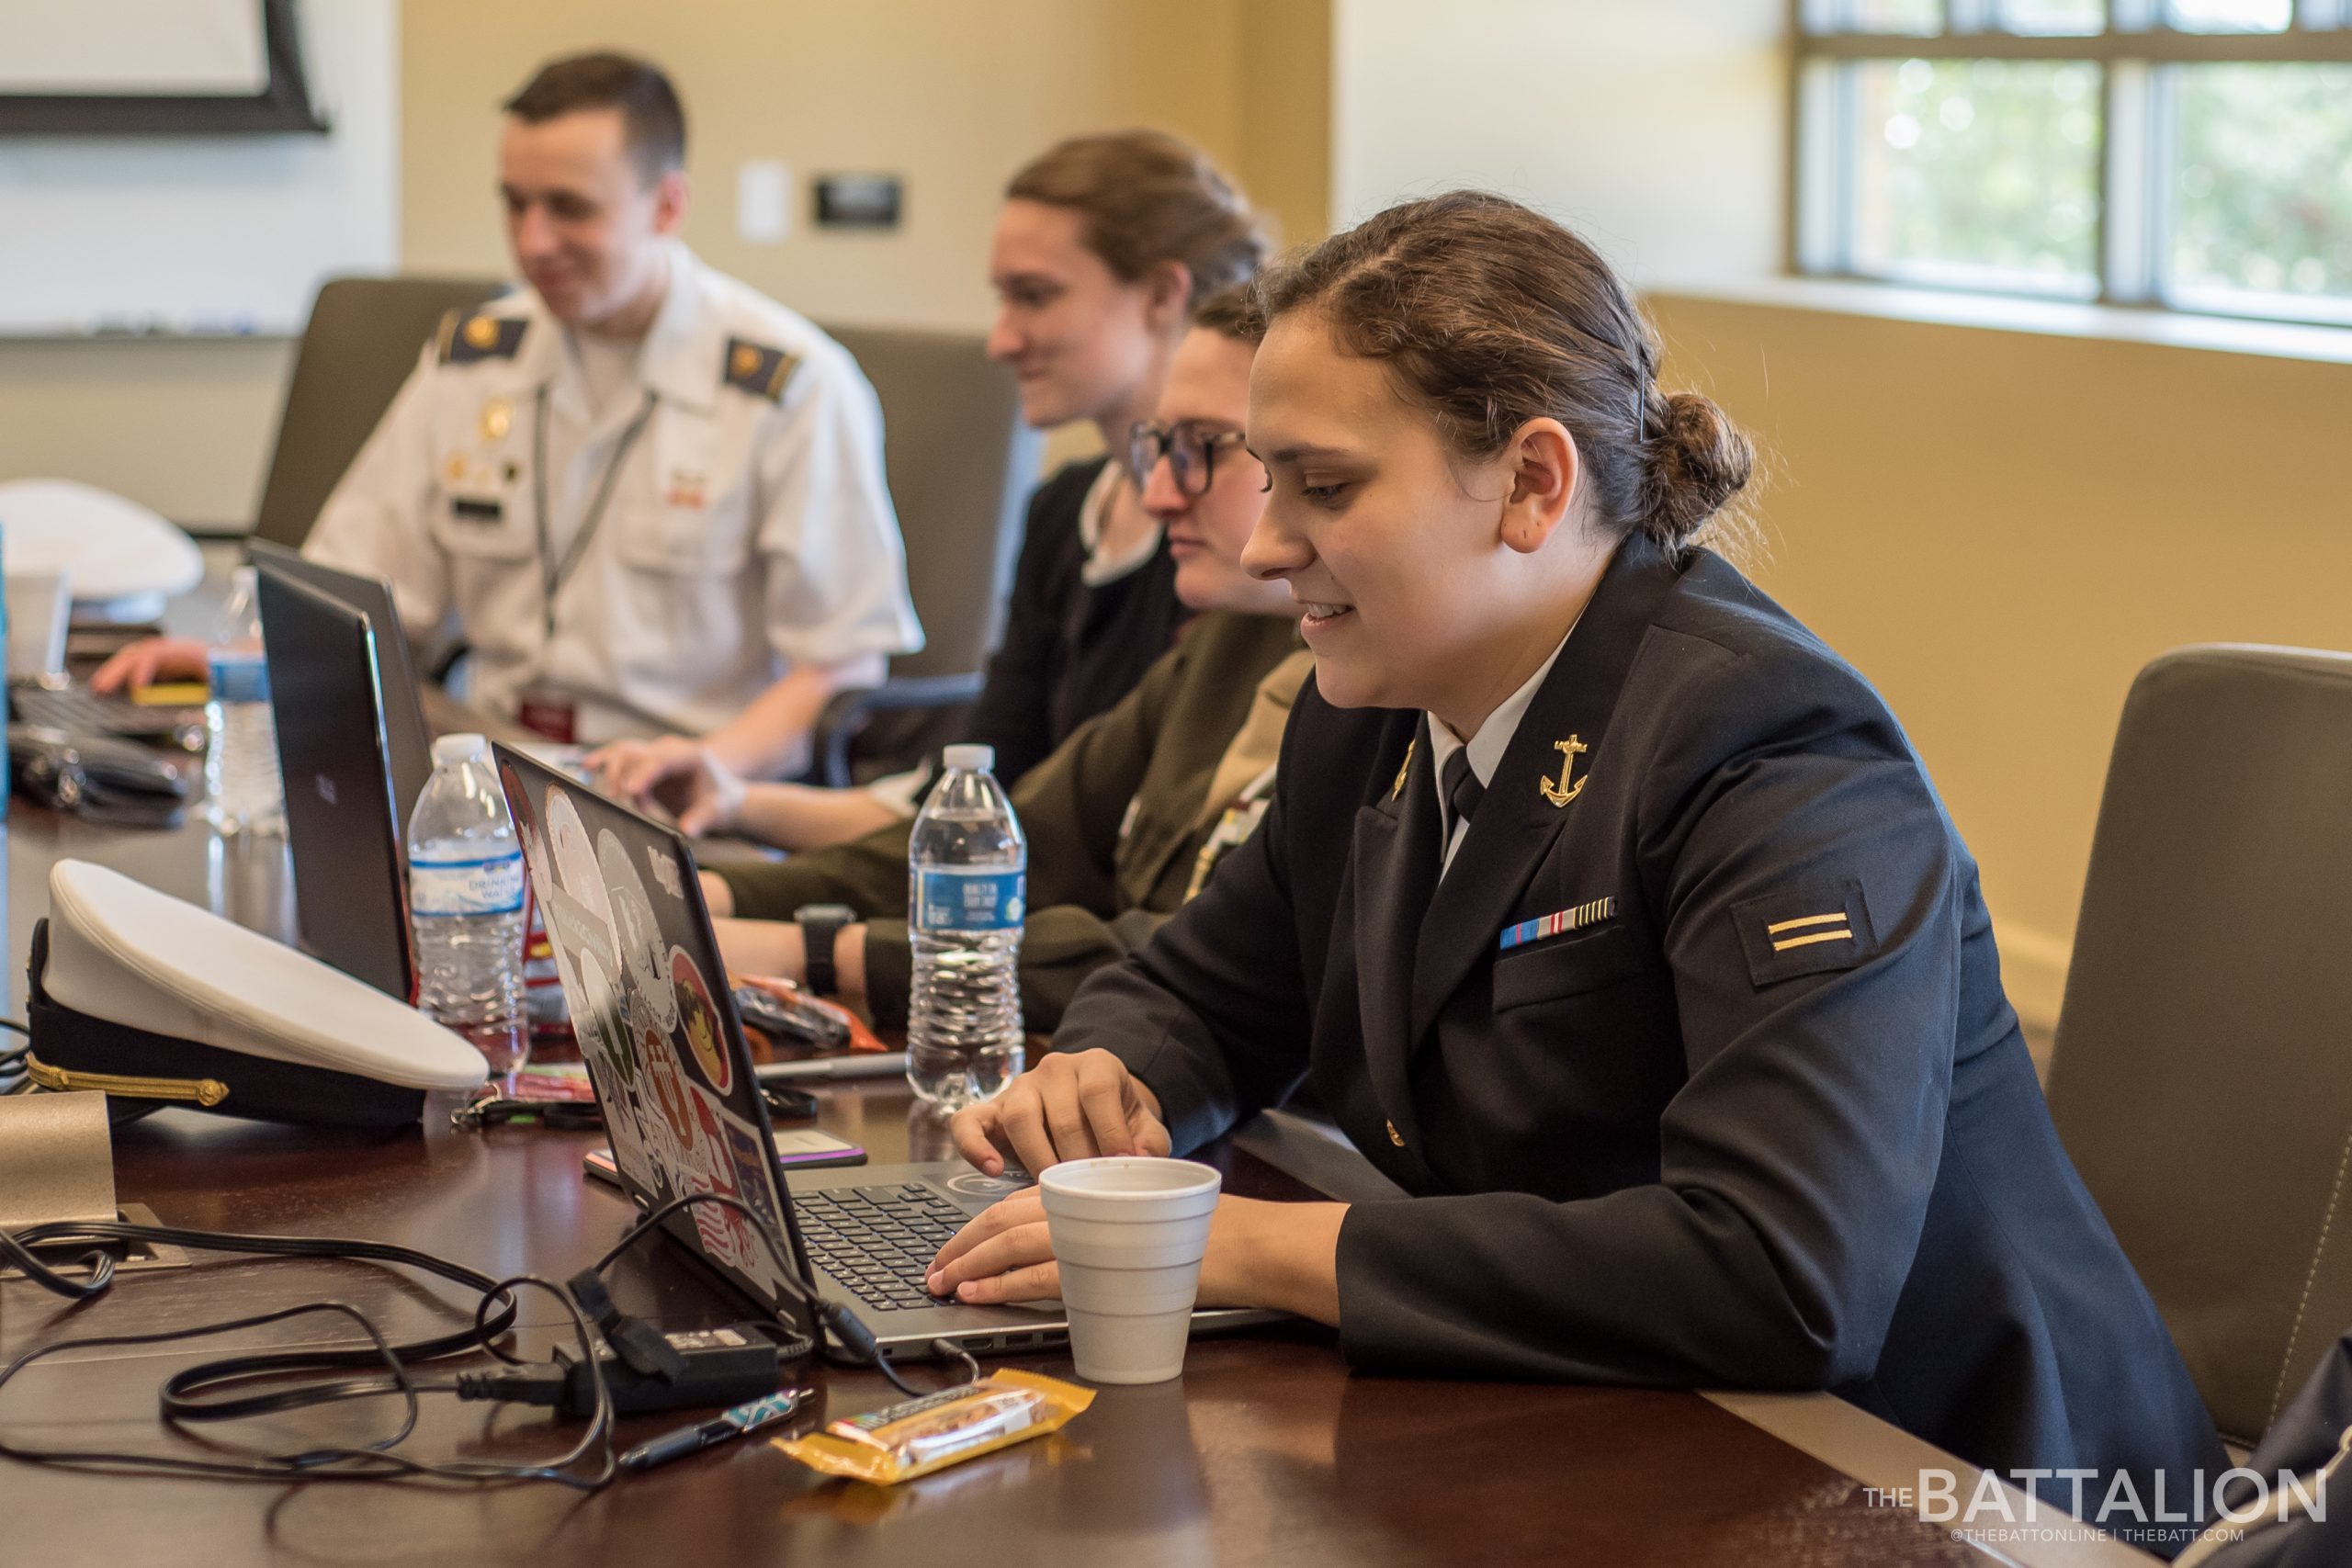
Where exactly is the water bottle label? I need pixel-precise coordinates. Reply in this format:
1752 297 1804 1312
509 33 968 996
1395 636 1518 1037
208 652 270 705
913 868 1025 933
411 852 526 917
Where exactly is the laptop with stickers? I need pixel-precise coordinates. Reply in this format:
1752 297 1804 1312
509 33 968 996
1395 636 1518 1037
493 744 1277 1357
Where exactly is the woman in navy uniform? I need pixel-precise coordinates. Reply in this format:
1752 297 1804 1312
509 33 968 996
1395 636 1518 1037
928 191 2224 1546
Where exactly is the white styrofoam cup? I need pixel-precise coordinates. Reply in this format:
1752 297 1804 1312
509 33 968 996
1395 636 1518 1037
1040 1156 1222 1384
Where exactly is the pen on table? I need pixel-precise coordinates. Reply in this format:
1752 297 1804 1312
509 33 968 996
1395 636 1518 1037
619 1387 815 1472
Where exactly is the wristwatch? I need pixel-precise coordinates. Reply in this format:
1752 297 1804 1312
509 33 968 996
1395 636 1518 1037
795 904 856 997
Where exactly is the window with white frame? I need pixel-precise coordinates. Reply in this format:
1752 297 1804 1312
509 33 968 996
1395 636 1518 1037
1792 1 2352 324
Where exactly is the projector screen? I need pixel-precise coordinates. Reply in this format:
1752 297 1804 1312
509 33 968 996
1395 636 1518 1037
0 0 320 134
0 0 393 333
0 1 267 96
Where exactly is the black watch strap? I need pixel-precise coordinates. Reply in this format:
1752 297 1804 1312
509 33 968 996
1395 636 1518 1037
796 905 854 997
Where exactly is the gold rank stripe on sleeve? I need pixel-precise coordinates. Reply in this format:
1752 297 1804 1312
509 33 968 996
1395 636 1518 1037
1768 911 1855 953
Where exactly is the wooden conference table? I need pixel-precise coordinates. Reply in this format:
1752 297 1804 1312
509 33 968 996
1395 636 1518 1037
0 723 2143 1568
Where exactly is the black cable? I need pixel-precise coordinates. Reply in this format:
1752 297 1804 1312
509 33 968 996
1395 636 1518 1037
0 1218 523 1411
0 1276 616 1489
0 1190 980 1485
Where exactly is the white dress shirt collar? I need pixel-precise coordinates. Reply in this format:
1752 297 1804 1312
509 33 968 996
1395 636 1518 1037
1427 614 1581 873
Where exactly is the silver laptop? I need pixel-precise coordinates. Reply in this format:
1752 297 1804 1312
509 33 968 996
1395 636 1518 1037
494 743 1278 1356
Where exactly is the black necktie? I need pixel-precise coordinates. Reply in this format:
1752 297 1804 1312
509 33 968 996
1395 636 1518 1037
1442 748 1484 836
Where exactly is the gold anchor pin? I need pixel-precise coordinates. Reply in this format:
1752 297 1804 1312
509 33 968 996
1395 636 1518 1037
1539 735 1588 807
1390 737 1417 800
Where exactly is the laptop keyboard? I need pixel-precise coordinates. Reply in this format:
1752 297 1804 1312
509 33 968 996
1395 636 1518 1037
796 1183 968 1314
11 686 205 749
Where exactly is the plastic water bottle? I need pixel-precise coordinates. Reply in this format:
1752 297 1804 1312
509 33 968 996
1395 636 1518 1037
907 743 1027 1107
204 565 285 835
407 733 527 1076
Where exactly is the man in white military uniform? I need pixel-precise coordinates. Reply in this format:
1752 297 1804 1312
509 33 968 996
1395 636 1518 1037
313 53 919 778
99 54 921 780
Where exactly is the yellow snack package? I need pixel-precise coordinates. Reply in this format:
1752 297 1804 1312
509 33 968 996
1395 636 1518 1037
775 1369 1093 1485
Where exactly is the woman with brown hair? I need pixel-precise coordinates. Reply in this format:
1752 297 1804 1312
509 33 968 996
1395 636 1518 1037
928 191 2226 1551
595 130 1268 841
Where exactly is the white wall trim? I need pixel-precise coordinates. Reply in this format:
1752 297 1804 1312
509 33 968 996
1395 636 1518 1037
1648 276 2352 368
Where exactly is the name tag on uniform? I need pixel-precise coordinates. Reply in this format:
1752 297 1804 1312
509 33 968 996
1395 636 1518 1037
515 687 578 744
450 495 503 524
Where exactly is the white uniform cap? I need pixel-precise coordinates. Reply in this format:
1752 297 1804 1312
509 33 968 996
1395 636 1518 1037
32 862 486 1119
0 479 205 623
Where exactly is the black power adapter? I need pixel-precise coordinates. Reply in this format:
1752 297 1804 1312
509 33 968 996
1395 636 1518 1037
457 1323 791 1418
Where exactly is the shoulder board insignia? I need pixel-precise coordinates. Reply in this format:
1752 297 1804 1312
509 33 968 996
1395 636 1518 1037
722 337 799 402
437 310 527 366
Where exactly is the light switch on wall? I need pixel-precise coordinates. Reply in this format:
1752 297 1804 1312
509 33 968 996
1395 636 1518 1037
737 160 791 244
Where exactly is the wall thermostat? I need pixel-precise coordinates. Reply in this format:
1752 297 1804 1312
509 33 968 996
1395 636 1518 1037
813 174 901 231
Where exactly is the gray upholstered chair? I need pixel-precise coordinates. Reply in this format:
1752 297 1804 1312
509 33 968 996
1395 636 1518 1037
251 276 509 548
813 324 1039 785
2045 644 2352 1450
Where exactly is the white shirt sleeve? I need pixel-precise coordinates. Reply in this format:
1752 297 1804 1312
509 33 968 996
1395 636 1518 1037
300 344 452 642
750 346 924 671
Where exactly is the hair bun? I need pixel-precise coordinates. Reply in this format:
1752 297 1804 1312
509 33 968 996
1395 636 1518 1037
1640 389 1754 550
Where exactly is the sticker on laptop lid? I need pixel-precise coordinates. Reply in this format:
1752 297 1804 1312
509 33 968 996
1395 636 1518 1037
672 946 732 1093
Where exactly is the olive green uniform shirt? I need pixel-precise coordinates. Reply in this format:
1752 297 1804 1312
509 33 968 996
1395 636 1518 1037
714 612 1308 1031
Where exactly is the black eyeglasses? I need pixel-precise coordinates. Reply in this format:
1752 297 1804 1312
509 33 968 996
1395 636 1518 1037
1128 420 1249 498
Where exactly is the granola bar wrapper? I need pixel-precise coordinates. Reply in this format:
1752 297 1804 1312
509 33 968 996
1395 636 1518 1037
775 1369 1092 1485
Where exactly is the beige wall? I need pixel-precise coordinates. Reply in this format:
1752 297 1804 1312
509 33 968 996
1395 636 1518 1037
1649 294 2352 1022
1238 0 1332 252
0 337 292 530
1 0 1333 522
1331 0 1781 284
400 0 1277 333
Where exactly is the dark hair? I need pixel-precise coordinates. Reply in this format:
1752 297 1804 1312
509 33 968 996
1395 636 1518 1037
1190 284 1265 346
503 52 686 185
1006 130 1271 309
1256 191 1754 556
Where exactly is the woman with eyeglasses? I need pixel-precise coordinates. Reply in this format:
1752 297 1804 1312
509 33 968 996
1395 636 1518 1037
703 291 1306 1035
596 130 1268 843
927 193 2226 1546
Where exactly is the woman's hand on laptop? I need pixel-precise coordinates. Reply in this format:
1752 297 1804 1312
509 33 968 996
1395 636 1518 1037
90 635 209 694
588 736 744 835
924 1188 1348 1322
949 1048 1170 1177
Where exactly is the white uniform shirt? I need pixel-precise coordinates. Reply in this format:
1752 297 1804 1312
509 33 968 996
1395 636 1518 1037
1426 620 1577 877
305 242 923 742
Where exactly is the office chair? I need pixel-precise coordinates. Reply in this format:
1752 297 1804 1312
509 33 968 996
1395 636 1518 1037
251 276 509 548
811 324 1039 786
2045 644 2352 1451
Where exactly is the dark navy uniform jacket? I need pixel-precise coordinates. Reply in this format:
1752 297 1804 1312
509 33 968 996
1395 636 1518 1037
1055 535 2226 1526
